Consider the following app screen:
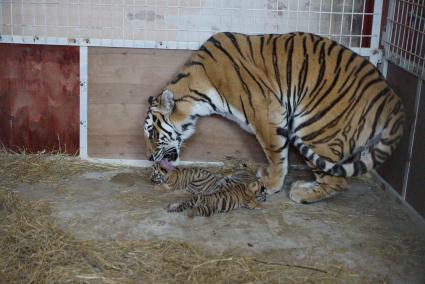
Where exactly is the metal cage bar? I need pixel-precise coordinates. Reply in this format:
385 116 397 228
383 0 425 79
1 1 383 59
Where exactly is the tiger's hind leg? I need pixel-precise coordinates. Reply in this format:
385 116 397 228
289 169 348 204
187 205 213 218
166 200 193 212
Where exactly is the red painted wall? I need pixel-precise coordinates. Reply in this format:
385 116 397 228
361 0 374 48
0 44 79 154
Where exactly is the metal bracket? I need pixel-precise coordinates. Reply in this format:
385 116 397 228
369 49 383 67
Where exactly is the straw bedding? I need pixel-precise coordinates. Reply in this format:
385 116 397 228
0 188 339 284
0 150 397 283
0 150 339 283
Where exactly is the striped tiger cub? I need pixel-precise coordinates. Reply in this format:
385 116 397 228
144 32 405 204
150 161 257 195
166 180 266 217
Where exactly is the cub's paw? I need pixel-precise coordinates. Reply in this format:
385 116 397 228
154 185 165 191
154 184 171 192
166 202 180 212
253 203 265 210
246 201 265 210
186 209 196 218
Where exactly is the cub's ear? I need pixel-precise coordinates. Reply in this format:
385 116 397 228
161 90 175 113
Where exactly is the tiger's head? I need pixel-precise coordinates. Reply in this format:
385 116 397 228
144 90 198 162
248 180 267 202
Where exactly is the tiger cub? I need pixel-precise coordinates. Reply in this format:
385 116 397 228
150 161 257 195
166 180 266 217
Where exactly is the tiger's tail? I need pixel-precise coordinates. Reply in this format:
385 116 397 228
277 111 404 177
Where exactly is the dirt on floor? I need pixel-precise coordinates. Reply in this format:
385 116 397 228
1 153 424 283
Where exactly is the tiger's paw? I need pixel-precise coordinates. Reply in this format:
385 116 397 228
255 166 269 178
264 185 282 195
259 176 282 195
289 181 337 204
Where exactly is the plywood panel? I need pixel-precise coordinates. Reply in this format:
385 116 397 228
89 48 193 85
88 47 306 165
405 83 425 219
378 63 418 194
89 104 145 136
88 117 267 162
88 134 145 160
0 44 79 154
88 83 147 104
181 117 266 162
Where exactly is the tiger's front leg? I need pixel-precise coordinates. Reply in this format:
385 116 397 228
256 127 289 195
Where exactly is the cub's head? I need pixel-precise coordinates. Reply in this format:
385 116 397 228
248 181 267 202
150 160 176 184
144 90 197 162
150 162 167 184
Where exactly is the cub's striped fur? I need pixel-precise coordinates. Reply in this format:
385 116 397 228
150 162 257 195
166 180 266 217
144 32 405 204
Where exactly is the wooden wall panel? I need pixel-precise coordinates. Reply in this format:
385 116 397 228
378 63 418 194
0 44 79 154
377 62 425 219
405 83 425 218
88 47 306 164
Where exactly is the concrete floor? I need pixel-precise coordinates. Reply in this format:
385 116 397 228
10 165 425 283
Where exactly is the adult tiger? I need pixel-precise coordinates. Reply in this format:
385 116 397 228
143 32 405 204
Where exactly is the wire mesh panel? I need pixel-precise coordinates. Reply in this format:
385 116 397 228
1 0 381 56
383 0 425 79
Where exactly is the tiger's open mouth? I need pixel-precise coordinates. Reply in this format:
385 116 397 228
160 159 176 173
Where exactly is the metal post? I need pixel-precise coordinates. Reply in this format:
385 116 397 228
79 46 88 159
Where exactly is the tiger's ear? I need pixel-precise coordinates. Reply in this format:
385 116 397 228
148 96 154 106
160 90 175 113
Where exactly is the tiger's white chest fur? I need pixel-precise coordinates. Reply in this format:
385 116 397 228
204 89 256 134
